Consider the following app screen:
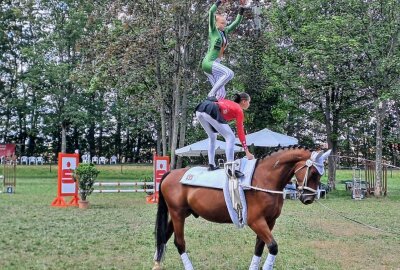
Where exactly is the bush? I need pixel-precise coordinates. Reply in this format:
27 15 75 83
73 163 100 201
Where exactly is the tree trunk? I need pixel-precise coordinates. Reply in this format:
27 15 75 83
170 71 182 169
321 88 337 190
61 122 67 153
155 57 167 156
88 124 95 157
73 127 79 151
115 113 122 158
126 129 132 160
176 84 188 169
135 134 142 162
176 14 190 169
170 13 183 169
156 127 162 157
374 99 386 197
2 107 11 143
98 125 103 156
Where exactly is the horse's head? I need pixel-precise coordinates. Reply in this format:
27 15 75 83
293 149 332 205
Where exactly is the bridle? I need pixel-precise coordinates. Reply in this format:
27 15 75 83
240 150 330 197
293 158 324 196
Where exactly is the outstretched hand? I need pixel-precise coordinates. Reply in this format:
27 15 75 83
246 152 255 160
245 149 254 160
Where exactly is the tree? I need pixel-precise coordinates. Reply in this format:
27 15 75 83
354 0 400 196
261 0 398 190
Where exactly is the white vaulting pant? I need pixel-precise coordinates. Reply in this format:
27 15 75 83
196 111 235 166
206 59 234 100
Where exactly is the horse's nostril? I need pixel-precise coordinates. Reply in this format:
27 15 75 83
303 199 312 205
300 194 315 205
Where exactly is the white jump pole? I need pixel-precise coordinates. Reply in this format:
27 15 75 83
93 189 155 193
93 181 154 193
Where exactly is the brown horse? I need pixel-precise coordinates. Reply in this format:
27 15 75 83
153 147 331 270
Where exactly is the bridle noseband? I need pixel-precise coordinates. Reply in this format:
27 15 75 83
293 159 323 195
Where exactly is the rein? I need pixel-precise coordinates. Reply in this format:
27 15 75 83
240 157 322 196
239 184 284 195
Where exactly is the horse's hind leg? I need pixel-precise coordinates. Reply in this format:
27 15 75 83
249 235 265 270
170 211 194 270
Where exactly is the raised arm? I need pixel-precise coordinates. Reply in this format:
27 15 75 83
208 0 223 33
225 0 247 34
225 8 244 34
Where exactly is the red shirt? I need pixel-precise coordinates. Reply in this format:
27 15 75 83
218 99 248 150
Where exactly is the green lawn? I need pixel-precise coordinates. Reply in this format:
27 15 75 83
0 165 399 270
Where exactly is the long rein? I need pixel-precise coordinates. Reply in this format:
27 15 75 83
238 159 284 195
239 158 321 195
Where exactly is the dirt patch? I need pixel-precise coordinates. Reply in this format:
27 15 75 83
311 240 400 270
309 217 381 238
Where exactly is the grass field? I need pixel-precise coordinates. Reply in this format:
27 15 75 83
0 165 399 270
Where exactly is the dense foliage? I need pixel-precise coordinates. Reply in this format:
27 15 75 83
1 0 399 171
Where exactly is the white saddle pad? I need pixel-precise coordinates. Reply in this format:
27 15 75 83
180 158 257 189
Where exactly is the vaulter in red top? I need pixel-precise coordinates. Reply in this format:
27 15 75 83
218 99 247 149
195 93 254 171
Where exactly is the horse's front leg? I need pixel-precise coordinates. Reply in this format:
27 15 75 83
248 219 278 270
249 235 265 270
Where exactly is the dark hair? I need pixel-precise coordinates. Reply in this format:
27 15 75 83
233 92 250 103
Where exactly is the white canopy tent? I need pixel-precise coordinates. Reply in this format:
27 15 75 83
175 138 243 157
235 128 298 147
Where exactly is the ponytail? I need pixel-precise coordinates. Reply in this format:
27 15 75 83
233 92 250 104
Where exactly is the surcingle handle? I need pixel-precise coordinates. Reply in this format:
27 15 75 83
225 162 243 224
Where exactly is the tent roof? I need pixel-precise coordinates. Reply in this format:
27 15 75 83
235 128 298 147
175 138 243 157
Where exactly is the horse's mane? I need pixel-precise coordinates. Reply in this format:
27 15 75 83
260 145 313 160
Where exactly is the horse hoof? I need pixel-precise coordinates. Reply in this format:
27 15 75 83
152 262 162 270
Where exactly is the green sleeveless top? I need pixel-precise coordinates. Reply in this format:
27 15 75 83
201 1 243 74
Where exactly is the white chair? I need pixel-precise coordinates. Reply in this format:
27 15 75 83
283 183 297 200
92 156 99 164
99 156 106 165
21 156 28 165
110 155 117 164
29 156 37 165
317 185 327 200
36 156 44 165
82 154 90 164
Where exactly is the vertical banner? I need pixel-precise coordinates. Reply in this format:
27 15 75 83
0 144 16 157
51 153 79 207
146 155 170 204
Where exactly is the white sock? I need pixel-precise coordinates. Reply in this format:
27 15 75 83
262 253 276 270
249 255 261 270
181 252 194 270
153 244 166 261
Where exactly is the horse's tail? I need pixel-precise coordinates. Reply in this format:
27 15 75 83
154 171 170 262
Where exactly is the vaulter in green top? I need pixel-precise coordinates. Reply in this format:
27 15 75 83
202 0 247 100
